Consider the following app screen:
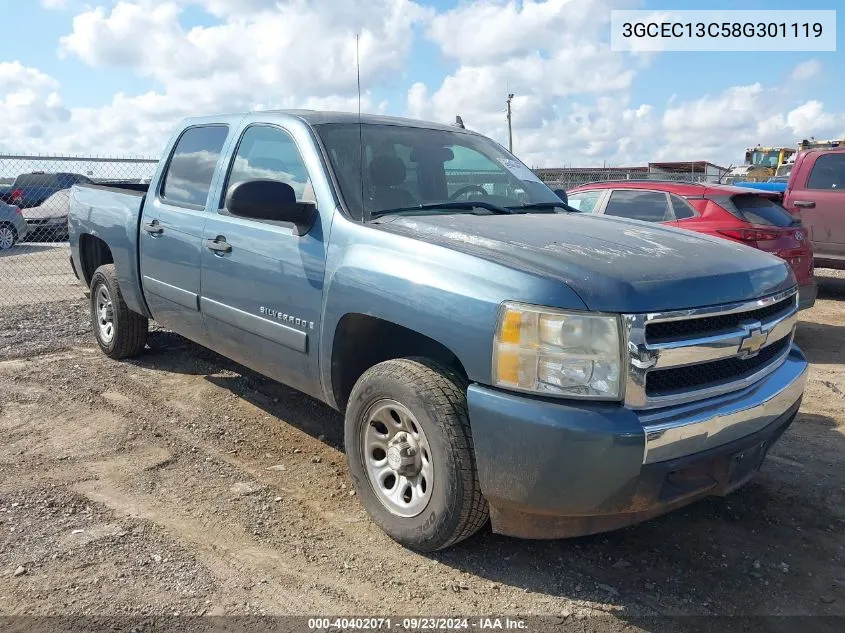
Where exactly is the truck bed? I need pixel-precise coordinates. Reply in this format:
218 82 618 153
68 183 150 316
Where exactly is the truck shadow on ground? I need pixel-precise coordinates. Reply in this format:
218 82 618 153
135 330 845 624
794 322 845 365
815 270 845 300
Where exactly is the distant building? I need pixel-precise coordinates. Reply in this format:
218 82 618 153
647 161 730 183
534 161 730 188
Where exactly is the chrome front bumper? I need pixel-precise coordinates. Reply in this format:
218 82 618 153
637 345 808 464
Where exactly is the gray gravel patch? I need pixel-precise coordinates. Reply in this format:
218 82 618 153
0 299 91 360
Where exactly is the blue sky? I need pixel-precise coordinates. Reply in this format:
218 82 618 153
0 0 842 166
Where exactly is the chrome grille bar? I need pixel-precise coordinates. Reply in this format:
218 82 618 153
622 288 798 409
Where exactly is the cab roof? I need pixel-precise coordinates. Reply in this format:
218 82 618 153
179 109 468 134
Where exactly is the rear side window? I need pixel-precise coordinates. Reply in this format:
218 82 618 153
807 154 845 190
718 194 797 227
604 190 671 222
566 190 603 213
161 125 229 208
669 194 696 219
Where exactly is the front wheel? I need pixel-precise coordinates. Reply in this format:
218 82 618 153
0 223 17 250
344 358 489 551
90 264 149 359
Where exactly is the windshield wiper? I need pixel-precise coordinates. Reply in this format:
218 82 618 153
370 201 515 219
507 202 578 213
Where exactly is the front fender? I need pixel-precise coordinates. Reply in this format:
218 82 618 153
318 220 587 407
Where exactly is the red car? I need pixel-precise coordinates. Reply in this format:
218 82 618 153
566 180 816 310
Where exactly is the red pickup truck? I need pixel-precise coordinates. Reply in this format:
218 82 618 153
782 148 845 270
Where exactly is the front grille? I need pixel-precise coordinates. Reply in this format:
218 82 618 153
646 297 794 342
645 337 790 397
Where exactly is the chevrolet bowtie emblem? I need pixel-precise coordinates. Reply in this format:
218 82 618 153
738 322 768 358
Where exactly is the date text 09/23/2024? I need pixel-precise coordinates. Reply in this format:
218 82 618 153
308 618 527 630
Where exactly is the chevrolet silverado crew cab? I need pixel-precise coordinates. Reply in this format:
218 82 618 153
69 111 808 551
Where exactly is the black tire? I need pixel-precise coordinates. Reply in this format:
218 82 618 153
0 223 17 250
90 264 148 359
345 358 489 551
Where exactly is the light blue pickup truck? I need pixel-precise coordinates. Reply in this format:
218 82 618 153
69 111 808 551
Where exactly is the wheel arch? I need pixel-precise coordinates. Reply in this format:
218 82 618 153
329 313 469 412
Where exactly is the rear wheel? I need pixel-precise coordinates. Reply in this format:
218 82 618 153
0 223 16 250
90 264 148 359
344 358 489 551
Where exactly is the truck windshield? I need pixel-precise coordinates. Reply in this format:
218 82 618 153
314 123 561 220
750 151 780 168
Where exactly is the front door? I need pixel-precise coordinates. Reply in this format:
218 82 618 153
791 152 845 263
199 123 327 398
139 124 230 345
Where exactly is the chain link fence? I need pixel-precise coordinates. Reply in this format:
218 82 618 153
1 153 719 309
0 154 158 307
535 168 714 191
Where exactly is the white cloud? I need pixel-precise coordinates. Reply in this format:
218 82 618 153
791 59 821 81
40 0 68 9
60 0 429 95
0 62 70 145
657 85 845 164
412 0 639 159
0 0 425 154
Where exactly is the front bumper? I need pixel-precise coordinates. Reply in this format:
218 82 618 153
467 345 808 539
798 280 817 310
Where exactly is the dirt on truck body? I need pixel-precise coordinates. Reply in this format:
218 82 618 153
1 272 845 631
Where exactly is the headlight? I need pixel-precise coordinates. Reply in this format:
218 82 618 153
492 302 622 399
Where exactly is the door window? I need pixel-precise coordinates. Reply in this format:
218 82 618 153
160 125 229 208
224 125 316 204
566 191 603 213
807 154 845 190
604 190 672 222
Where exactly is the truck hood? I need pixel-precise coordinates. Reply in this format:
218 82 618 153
374 212 795 312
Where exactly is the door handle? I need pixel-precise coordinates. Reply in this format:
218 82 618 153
206 238 232 254
143 220 164 235
793 200 816 209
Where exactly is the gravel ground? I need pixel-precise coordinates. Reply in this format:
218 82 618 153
0 244 80 308
1 270 844 631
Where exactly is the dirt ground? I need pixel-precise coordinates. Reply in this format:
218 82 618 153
0 243 80 308
1 271 844 630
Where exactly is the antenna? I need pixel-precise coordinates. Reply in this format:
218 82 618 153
506 93 514 152
356 33 365 219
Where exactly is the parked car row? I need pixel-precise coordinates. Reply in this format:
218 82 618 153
0 172 160 249
565 180 817 309
732 147 845 272
0 173 83 248
0 201 28 250
0 171 91 208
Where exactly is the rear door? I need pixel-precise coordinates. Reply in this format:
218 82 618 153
199 122 328 398
139 124 230 345
787 151 845 262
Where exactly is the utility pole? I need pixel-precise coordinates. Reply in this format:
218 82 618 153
506 93 514 153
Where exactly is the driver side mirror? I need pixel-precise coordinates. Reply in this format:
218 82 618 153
225 179 316 236
553 189 568 204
